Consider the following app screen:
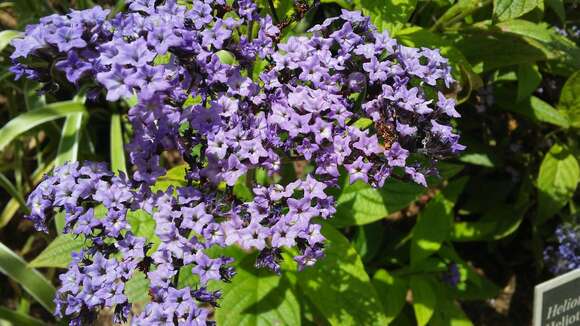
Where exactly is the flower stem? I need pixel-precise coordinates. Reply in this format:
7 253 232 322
267 0 279 24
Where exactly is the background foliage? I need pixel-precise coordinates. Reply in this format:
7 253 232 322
0 0 579 325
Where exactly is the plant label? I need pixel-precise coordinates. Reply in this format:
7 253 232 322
534 269 580 326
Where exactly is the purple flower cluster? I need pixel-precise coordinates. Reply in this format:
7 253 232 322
14 0 465 324
262 11 464 187
10 6 111 85
28 162 236 324
544 222 580 275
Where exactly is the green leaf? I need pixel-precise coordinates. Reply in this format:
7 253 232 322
459 152 496 167
354 0 417 34
495 20 580 75
546 0 565 23
233 174 254 202
517 64 542 102
125 271 150 304
0 306 45 326
0 242 55 312
215 50 237 65
333 179 424 228
448 19 580 74
410 178 467 264
559 71 580 128
536 144 580 224
0 173 27 213
297 223 388 325
493 0 540 21
216 256 301 326
0 101 87 152
29 234 85 268
0 30 21 52
110 112 127 174
353 224 383 262
153 53 172 65
410 276 436 326
372 269 408 325
513 96 569 128
451 204 526 241
429 283 473 326
55 112 84 167
410 193 453 265
439 245 500 301
152 165 188 192
126 209 159 252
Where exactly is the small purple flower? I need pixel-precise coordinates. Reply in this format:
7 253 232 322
344 157 372 184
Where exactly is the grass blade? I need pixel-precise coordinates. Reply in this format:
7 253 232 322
0 242 55 312
110 112 127 174
0 306 45 326
0 101 86 152
0 173 27 213
55 113 84 167
0 161 54 228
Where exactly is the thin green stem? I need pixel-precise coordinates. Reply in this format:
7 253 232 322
266 0 279 24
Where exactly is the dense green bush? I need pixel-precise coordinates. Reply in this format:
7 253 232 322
0 0 578 325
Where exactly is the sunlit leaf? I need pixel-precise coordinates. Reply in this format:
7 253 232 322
29 234 85 268
0 243 55 312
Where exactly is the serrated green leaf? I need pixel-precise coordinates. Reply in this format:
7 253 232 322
493 0 540 21
29 234 85 268
517 64 542 102
125 271 150 304
536 144 580 224
559 71 580 128
410 276 436 326
0 101 87 152
297 223 388 325
216 256 301 326
372 269 408 325
0 243 55 312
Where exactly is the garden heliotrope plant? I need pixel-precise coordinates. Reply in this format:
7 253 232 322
12 0 464 324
